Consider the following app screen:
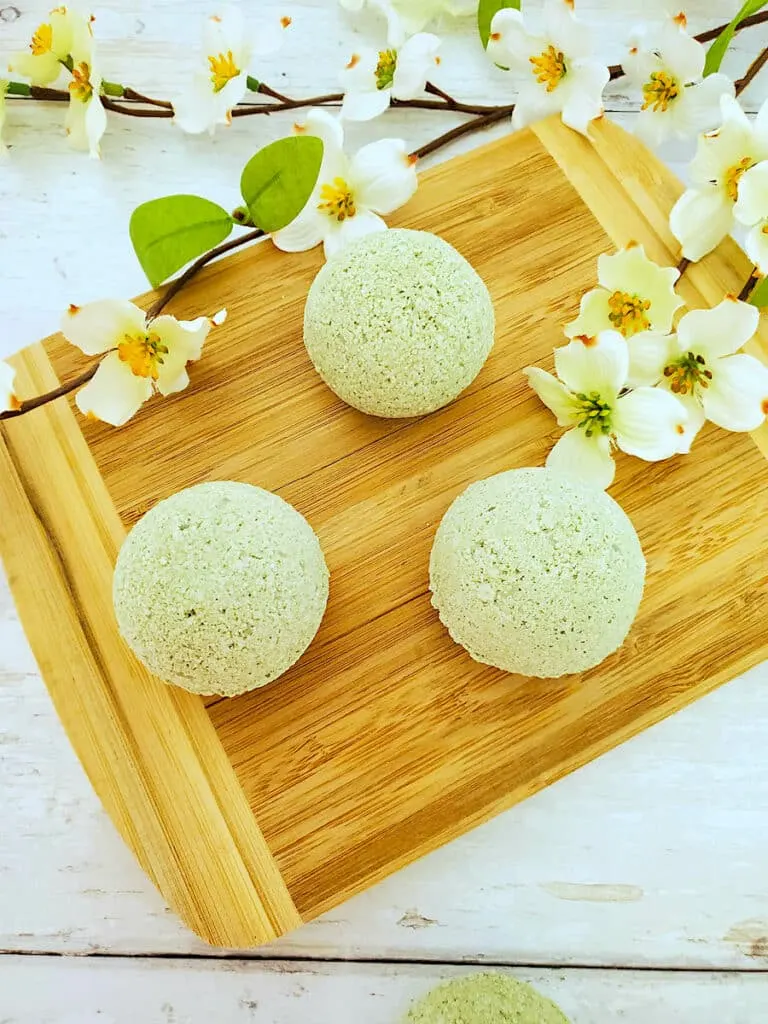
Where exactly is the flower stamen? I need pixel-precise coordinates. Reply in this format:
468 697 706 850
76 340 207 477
317 178 357 222
30 22 53 55
208 50 240 92
724 156 755 202
118 332 169 380
663 350 713 396
574 391 613 437
641 71 679 113
529 45 566 92
69 61 93 102
607 291 652 336
375 49 397 91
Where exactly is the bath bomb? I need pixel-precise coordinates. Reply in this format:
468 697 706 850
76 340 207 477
303 228 495 417
429 468 645 678
113 481 329 697
405 973 570 1024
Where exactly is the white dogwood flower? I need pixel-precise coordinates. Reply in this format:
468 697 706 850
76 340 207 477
8 5 81 86
670 95 768 261
173 7 288 134
624 13 733 148
64 22 107 158
62 300 225 426
525 331 687 489
272 108 418 259
340 33 440 121
734 160 768 274
487 0 609 136
654 298 768 452
566 244 683 339
0 361 19 413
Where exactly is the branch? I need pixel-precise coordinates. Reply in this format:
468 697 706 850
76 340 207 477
412 105 515 161
0 363 99 421
736 46 768 97
737 269 759 302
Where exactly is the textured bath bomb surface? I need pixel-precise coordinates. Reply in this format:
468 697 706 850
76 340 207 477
429 468 645 678
113 482 329 697
404 973 570 1024
303 228 495 417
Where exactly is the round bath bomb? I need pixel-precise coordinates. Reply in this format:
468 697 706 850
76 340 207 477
405 973 570 1024
303 228 495 417
113 481 329 697
429 468 645 678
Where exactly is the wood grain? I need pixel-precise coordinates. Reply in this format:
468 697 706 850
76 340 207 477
4 117 768 946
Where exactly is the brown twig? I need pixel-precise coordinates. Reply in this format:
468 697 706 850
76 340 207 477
258 81 293 103
231 93 343 117
736 46 768 97
147 227 265 319
425 81 457 104
123 87 173 109
412 105 515 161
677 257 691 276
394 96 508 115
737 270 759 302
0 363 99 421
100 95 173 117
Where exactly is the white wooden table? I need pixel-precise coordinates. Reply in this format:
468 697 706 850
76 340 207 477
1 2 767 1020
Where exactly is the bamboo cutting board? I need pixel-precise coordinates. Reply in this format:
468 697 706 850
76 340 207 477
2 117 768 948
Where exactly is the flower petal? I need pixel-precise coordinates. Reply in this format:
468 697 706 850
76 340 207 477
341 87 391 122
75 352 153 427
702 353 768 432
544 0 592 58
626 330 675 387
339 47 379 93
734 160 768 227
565 288 611 339
673 73 734 138
745 222 768 275
511 81 563 130
596 245 683 333
8 50 62 87
545 428 615 490
0 360 18 412
393 33 440 99
554 331 629 397
301 106 345 154
323 209 387 259
668 391 706 453
174 75 230 134
676 297 759 360
524 366 578 425
613 386 688 461
350 138 418 213
151 315 212 396
560 61 609 135
272 204 327 252
669 185 734 262
487 8 535 66
61 300 147 356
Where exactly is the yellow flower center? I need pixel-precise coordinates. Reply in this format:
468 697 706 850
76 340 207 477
375 49 397 90
30 22 53 55
69 61 93 102
529 45 566 92
641 71 680 113
663 350 713 396
573 391 613 438
208 50 240 92
607 291 652 336
724 156 756 202
317 178 357 222
118 332 169 380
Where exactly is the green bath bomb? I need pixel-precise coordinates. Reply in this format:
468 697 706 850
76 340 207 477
303 228 495 417
429 468 645 678
113 481 329 697
405 973 570 1023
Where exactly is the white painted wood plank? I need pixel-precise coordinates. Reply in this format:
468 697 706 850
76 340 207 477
3 573 768 966
1 0 768 970
1 958 766 1023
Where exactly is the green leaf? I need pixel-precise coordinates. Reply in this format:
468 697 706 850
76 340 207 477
704 0 768 75
240 135 324 234
477 0 520 49
129 195 233 288
748 275 768 308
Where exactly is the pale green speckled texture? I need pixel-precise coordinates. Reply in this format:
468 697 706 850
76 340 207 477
303 229 495 418
404 973 570 1023
113 482 329 697
429 468 645 678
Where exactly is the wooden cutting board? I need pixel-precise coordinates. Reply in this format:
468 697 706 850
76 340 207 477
2 117 767 949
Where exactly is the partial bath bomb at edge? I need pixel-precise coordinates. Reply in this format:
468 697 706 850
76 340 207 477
429 468 646 678
404 972 570 1024
113 481 329 697
303 228 495 418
